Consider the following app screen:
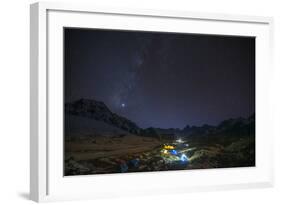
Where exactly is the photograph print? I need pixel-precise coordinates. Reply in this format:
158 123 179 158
64 28 255 176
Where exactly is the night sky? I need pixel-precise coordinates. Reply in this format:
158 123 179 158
64 28 255 129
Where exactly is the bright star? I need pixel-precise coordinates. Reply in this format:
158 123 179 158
121 103 126 108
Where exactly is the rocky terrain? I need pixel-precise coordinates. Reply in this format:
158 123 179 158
64 98 255 176
65 99 141 135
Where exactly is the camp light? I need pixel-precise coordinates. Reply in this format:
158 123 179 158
164 145 175 150
170 149 178 155
162 149 168 154
180 153 188 162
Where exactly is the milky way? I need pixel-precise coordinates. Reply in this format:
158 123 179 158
64 28 255 129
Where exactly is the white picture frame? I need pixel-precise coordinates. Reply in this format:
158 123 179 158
30 1 274 202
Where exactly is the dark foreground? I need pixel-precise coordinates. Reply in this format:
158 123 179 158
64 134 255 176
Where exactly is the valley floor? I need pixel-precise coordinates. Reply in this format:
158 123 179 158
64 134 255 175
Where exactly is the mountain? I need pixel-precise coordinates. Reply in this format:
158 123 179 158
182 124 215 137
65 98 255 139
181 114 255 137
65 99 141 135
65 113 129 137
215 114 255 137
153 114 255 139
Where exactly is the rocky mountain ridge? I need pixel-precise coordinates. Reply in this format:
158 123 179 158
65 98 255 138
65 98 141 134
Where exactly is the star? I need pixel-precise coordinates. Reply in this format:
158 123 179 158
121 103 126 108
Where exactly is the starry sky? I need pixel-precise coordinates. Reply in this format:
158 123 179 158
64 28 255 129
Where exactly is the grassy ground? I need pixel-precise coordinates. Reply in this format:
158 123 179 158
65 135 160 161
64 134 255 175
